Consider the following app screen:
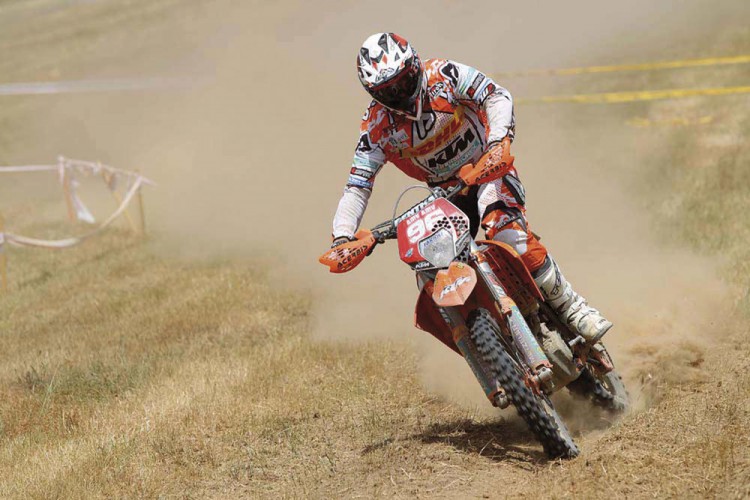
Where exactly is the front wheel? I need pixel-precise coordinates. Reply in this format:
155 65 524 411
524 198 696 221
468 308 579 459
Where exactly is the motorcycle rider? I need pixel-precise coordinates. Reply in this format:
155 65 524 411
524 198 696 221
330 32 611 345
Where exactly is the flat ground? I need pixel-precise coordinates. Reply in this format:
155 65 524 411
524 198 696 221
0 1 748 498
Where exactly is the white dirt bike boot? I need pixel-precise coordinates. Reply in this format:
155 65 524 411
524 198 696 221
533 256 612 344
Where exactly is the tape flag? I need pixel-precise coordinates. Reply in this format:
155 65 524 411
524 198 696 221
518 85 750 105
494 54 750 78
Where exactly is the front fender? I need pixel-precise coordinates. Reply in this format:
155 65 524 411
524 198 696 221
414 280 461 354
432 262 477 307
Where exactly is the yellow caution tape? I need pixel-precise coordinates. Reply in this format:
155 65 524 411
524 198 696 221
518 85 750 105
494 54 750 78
626 115 715 128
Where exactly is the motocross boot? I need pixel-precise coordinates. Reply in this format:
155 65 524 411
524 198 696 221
533 256 612 345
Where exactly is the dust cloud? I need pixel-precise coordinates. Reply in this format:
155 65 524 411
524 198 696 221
8 0 743 410
418 98 736 411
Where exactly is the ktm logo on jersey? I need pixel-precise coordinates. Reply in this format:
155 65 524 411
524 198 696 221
400 108 464 158
427 128 476 171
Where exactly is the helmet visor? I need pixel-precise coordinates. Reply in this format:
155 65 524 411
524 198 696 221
370 59 422 114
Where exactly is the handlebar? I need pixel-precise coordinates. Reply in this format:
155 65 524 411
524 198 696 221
319 140 514 273
369 180 466 243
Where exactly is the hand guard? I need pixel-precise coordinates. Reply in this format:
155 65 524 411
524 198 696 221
458 137 514 186
319 230 377 273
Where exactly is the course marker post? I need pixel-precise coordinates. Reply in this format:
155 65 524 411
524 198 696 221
136 170 146 236
0 213 7 293
100 162 139 234
59 157 76 224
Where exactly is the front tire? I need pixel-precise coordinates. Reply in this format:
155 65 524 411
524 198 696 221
468 308 579 459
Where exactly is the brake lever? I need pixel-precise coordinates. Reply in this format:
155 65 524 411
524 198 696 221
444 181 467 199
371 229 393 244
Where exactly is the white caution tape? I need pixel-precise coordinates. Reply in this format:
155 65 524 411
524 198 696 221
0 165 59 172
0 157 154 185
0 156 154 224
0 77 202 96
5 176 144 249
0 156 153 249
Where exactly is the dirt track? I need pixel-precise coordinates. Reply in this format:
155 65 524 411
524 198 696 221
0 1 748 497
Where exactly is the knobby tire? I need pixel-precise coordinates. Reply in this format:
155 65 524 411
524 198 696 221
468 308 579 459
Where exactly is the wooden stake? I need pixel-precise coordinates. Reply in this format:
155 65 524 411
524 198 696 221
102 165 138 234
60 159 76 224
0 213 7 293
136 171 146 236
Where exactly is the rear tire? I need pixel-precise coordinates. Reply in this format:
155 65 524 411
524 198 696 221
567 344 629 413
468 308 579 459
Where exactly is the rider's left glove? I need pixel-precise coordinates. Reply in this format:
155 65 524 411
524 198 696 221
331 236 355 248
484 136 511 156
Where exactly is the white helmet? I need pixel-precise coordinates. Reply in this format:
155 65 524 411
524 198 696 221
357 33 426 120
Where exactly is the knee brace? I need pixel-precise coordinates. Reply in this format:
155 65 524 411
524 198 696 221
481 206 525 240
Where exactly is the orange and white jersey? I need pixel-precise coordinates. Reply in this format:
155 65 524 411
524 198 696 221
348 58 514 189
333 59 515 239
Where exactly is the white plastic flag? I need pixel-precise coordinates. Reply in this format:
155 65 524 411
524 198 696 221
69 175 96 224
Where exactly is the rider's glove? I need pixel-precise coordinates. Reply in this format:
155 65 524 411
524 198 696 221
331 236 355 248
476 136 514 178
484 136 511 157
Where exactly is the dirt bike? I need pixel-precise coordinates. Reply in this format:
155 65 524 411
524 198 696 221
319 152 629 459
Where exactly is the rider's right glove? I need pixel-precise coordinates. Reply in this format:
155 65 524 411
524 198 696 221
331 236 355 248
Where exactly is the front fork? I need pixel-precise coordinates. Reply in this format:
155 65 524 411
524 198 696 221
418 240 556 402
418 274 508 408
467 241 554 392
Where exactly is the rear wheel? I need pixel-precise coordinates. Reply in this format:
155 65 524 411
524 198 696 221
468 308 579 459
567 343 629 413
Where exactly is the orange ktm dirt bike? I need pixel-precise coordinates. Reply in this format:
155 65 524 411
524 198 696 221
319 154 629 459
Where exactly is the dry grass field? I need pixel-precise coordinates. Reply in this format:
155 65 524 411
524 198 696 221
0 1 748 498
